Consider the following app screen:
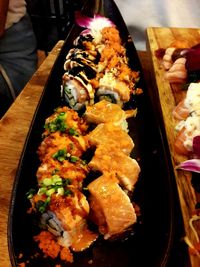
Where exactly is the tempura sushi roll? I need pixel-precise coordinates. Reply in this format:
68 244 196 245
37 131 88 162
42 106 88 137
36 157 89 188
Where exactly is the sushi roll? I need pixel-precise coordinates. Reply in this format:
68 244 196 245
36 157 89 189
96 71 131 105
61 72 95 110
84 100 136 132
64 48 100 76
37 130 88 162
88 144 140 191
62 47 100 110
61 35 102 110
61 12 141 110
29 187 98 259
88 172 137 239
26 13 143 263
42 106 88 137
87 122 134 155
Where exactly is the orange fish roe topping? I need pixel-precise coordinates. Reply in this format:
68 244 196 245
60 247 73 263
34 231 60 259
135 88 143 95
34 231 74 263
98 26 139 92
101 27 121 44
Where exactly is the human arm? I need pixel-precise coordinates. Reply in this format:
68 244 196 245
0 0 9 37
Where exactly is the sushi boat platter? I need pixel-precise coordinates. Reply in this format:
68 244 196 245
147 27 200 267
8 1 188 267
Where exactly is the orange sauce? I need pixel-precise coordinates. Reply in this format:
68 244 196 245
71 229 98 252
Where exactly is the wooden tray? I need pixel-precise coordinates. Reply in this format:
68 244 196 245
146 27 200 267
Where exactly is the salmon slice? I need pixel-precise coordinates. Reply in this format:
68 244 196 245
87 123 134 155
88 173 137 239
162 47 176 70
173 99 190 121
88 145 140 191
84 100 136 131
174 127 190 156
164 57 187 83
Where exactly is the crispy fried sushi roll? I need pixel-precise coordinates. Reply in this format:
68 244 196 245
36 157 88 188
43 106 88 137
30 189 98 253
88 173 137 239
37 131 88 162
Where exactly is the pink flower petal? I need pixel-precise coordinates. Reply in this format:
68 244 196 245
75 11 114 31
79 29 91 36
177 159 200 173
75 11 93 28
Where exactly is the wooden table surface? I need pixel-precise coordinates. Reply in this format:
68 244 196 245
0 36 191 266
0 40 64 267
146 27 200 267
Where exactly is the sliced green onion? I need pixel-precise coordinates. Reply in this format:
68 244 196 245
44 112 67 133
52 175 62 185
46 188 56 196
70 156 79 163
69 128 79 136
42 178 53 186
63 178 71 186
57 187 64 195
26 188 36 199
38 187 47 195
64 189 72 196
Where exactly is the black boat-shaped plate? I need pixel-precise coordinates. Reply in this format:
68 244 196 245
8 0 186 266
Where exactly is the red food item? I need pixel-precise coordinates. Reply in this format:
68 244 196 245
193 135 200 157
185 44 200 71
